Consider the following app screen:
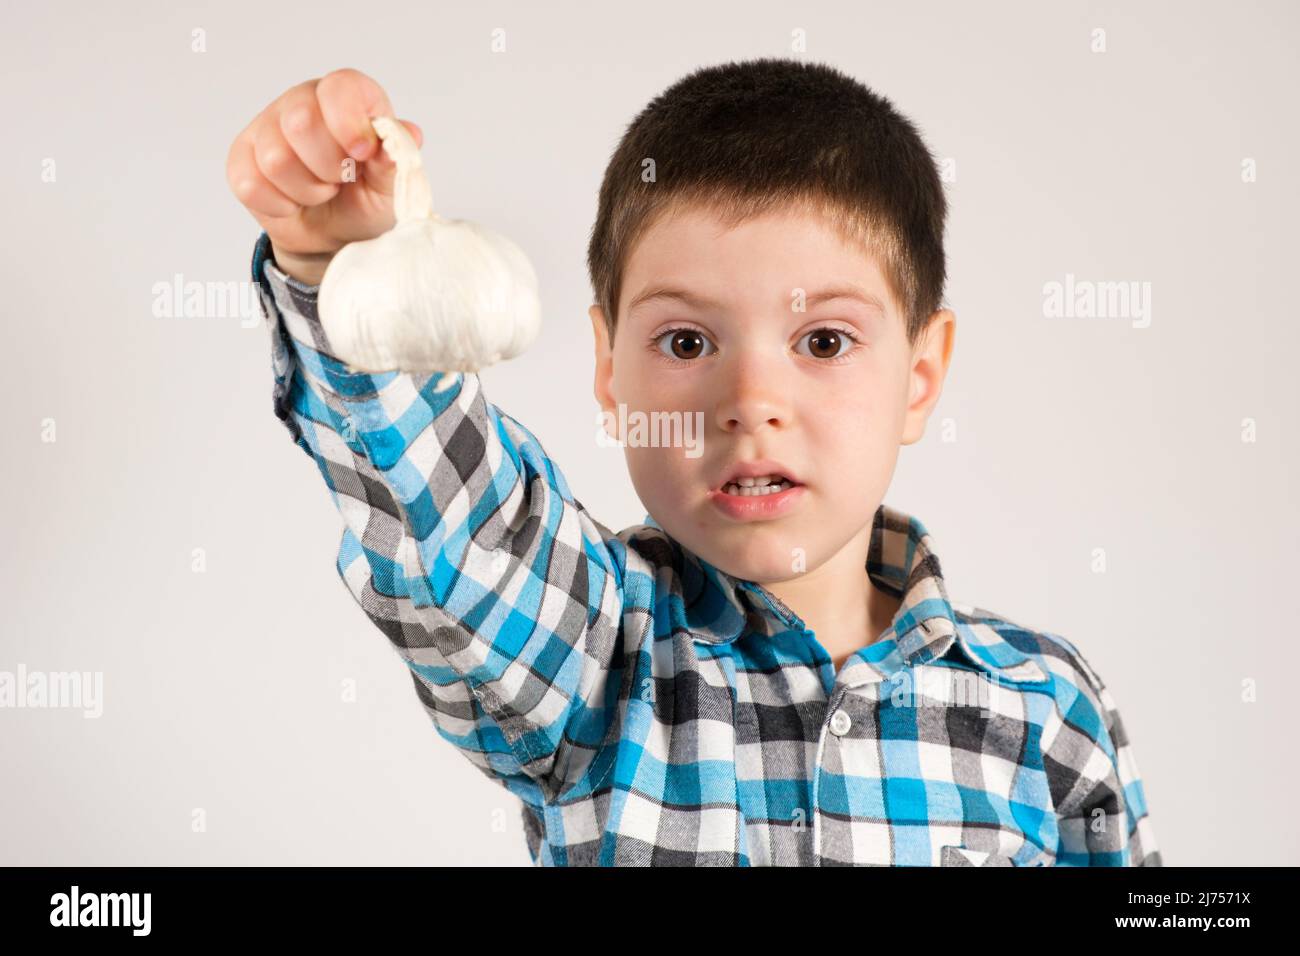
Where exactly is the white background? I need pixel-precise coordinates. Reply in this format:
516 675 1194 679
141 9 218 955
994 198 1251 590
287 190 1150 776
1 0 1295 865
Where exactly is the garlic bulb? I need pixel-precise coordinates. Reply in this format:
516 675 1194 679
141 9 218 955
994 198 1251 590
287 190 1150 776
318 116 542 374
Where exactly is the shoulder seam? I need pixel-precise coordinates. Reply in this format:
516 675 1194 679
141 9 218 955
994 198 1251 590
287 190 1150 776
1035 630 1109 701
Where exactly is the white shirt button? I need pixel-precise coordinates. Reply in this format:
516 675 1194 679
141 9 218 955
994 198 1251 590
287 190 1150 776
829 708 852 736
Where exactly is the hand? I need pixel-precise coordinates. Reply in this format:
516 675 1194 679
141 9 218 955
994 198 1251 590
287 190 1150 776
226 67 423 283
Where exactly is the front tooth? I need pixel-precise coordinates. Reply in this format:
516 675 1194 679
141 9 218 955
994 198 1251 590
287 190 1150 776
739 477 755 487
725 479 790 496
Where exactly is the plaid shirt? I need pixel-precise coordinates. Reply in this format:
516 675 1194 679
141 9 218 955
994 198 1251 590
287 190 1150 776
252 232 1161 867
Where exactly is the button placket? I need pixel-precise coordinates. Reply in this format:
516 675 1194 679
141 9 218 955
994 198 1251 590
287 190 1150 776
812 691 857 863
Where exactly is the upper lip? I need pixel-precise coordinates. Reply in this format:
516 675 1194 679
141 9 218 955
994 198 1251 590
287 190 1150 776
714 459 803 491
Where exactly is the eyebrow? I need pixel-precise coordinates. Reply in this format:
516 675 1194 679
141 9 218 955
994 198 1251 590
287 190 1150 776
625 283 888 315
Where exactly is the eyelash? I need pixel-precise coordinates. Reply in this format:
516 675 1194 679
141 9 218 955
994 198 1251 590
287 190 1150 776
647 325 864 365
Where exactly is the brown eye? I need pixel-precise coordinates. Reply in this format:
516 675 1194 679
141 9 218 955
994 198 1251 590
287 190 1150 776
656 329 716 361
797 328 853 359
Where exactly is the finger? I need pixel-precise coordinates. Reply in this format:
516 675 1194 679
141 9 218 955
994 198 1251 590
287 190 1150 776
279 88 352 184
252 120 340 207
315 67 394 162
227 132 300 218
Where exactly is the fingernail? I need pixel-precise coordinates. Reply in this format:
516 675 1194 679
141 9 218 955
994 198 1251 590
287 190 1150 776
347 137 373 161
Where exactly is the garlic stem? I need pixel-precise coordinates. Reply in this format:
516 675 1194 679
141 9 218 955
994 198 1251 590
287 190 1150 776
371 116 434 224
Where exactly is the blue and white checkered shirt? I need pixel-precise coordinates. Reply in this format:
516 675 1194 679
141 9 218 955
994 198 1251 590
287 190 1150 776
252 232 1160 867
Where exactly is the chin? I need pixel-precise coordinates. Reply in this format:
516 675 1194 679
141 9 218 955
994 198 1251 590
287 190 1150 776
666 511 806 580
705 541 805 584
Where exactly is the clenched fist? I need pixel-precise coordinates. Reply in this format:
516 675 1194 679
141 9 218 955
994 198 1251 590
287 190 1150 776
226 68 422 284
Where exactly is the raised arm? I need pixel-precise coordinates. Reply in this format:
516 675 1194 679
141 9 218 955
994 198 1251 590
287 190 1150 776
232 70 628 806
254 236 627 805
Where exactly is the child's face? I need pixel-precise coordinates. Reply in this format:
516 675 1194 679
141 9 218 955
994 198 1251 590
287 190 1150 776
588 201 953 585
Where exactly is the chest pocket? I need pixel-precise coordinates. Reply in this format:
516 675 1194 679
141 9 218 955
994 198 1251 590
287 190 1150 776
939 845 1017 867
939 844 1051 867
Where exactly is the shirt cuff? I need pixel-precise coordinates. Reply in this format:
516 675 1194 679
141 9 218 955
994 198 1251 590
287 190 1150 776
251 230 350 365
253 231 323 318
251 230 410 409
251 231 327 445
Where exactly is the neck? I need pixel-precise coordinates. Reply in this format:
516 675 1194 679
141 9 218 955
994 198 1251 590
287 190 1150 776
761 527 902 670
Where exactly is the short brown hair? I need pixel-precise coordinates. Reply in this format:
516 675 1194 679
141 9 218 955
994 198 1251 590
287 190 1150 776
586 57 948 346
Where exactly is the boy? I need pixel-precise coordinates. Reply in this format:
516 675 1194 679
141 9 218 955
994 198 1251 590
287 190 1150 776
228 58 1160 866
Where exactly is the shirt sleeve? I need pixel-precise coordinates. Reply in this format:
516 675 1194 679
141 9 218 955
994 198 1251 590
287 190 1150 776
251 232 627 806
1041 638 1162 866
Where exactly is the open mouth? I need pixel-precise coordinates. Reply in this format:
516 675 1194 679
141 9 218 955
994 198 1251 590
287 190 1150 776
719 475 799 497
709 469 807 521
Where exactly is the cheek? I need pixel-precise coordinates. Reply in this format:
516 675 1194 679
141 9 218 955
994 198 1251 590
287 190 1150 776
612 337 657 385
610 358 707 501
803 383 902 461
624 441 696 493
805 374 886 420
624 448 699 528
611 361 702 434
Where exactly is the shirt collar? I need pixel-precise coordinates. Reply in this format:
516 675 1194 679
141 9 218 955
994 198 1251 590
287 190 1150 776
659 503 1048 686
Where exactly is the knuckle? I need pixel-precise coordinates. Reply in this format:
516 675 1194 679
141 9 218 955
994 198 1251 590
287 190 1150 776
280 105 312 135
282 77 317 100
230 174 258 204
319 67 387 115
259 146 293 176
280 83 319 119
226 143 256 199
320 66 364 93
224 138 242 177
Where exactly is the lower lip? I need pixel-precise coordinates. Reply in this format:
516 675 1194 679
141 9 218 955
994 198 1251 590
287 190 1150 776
709 483 807 521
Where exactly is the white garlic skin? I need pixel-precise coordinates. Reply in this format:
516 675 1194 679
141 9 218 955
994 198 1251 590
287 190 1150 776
318 213 541 374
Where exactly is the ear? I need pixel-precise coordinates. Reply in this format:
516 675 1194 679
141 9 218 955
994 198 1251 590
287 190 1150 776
588 304 619 431
900 308 956 446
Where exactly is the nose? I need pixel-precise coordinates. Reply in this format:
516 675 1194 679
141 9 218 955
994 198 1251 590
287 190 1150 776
713 347 791 434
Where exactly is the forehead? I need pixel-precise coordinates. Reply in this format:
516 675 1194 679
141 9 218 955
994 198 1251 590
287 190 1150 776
619 200 895 318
